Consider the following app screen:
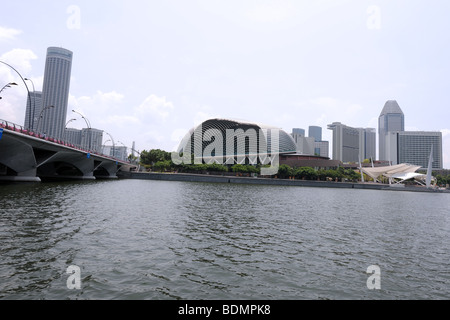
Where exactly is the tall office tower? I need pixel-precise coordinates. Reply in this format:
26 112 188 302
24 91 42 131
292 128 305 137
379 100 405 161
39 47 73 139
314 141 329 158
386 131 443 169
292 128 314 154
362 128 376 160
308 126 322 142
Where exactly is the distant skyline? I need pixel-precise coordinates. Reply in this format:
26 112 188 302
1 1 449 168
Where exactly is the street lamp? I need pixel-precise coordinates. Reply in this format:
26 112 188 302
72 110 92 151
103 131 115 158
64 118 77 143
0 61 33 129
24 78 37 130
0 82 18 99
65 118 77 127
36 105 55 136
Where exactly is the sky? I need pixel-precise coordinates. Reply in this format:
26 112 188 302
1 0 450 168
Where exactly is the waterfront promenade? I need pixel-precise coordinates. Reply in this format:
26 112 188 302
118 171 450 194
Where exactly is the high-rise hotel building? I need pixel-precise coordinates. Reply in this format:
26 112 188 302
327 122 376 163
39 47 73 139
386 131 443 170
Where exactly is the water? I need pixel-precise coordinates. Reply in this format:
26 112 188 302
0 179 449 300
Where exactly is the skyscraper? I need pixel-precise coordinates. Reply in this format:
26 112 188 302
327 122 360 162
386 131 443 170
362 128 376 160
379 100 405 161
24 91 42 131
292 128 305 137
39 47 73 139
328 122 374 163
308 126 322 142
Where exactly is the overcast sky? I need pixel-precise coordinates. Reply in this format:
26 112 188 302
1 0 449 168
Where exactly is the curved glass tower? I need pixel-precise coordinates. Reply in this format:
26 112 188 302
40 47 73 140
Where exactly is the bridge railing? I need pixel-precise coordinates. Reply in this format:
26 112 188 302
0 119 132 164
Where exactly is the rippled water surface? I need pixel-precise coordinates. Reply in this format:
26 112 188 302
0 179 449 300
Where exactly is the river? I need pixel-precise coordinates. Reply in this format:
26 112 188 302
0 179 449 300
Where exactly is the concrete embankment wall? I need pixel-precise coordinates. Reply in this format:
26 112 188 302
117 171 450 194
118 172 378 190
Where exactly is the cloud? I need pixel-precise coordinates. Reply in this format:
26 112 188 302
301 97 368 129
441 129 450 138
0 26 22 41
69 90 125 123
104 114 140 128
0 49 38 125
135 94 174 120
0 49 38 74
246 0 295 23
65 91 181 152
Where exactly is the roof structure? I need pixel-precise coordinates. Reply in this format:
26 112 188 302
177 118 297 163
380 100 404 116
361 163 429 184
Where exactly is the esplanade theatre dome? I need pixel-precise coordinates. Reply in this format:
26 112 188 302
177 118 297 164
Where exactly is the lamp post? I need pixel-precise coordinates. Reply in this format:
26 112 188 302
102 139 111 156
0 61 33 129
72 110 91 151
104 131 115 158
117 141 129 161
36 105 55 136
118 141 141 163
24 78 37 131
64 118 77 143
0 82 18 99
65 118 77 128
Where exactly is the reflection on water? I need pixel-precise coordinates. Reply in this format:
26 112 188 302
0 179 449 299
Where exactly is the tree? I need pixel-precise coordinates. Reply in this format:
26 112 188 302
153 160 172 172
294 167 317 180
206 163 228 172
277 164 293 178
231 164 247 173
140 149 171 165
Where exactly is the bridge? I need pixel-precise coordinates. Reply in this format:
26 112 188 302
0 119 137 182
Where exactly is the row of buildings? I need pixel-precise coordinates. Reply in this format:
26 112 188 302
291 126 330 158
23 47 442 169
324 100 442 170
23 47 129 161
176 99 444 173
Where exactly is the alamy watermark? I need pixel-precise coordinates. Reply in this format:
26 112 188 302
67 5 81 30
66 265 81 290
367 5 381 30
366 265 381 290
171 125 280 176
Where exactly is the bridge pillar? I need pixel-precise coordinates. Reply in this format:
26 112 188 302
0 134 41 182
37 151 97 180
94 160 119 179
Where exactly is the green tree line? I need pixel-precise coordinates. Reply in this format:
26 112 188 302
139 149 362 181
434 173 450 186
